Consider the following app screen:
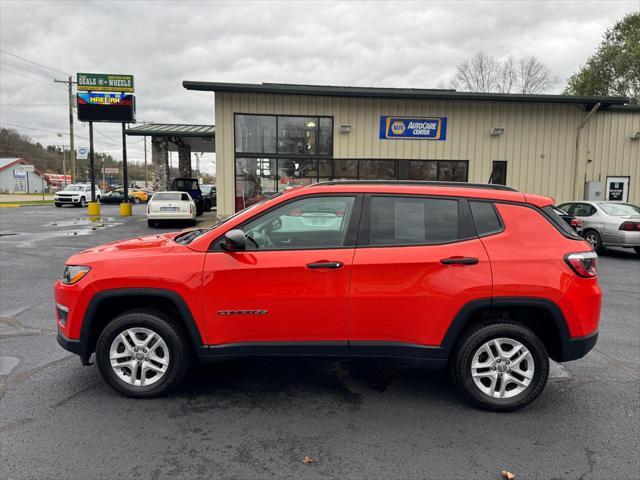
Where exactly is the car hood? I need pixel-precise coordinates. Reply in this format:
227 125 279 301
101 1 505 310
66 232 182 263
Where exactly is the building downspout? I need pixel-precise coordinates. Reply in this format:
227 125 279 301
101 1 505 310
573 102 601 199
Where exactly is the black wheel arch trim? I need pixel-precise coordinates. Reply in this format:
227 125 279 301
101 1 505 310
73 288 205 363
441 296 593 362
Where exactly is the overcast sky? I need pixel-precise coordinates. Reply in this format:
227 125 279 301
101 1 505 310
1 0 638 174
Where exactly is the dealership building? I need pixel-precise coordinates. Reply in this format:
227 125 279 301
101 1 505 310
182 82 640 216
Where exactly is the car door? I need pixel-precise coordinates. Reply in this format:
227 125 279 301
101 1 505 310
202 194 362 352
347 195 492 353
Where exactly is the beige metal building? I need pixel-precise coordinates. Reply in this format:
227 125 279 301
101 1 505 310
183 82 640 216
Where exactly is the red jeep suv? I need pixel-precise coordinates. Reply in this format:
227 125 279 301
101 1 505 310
55 181 601 411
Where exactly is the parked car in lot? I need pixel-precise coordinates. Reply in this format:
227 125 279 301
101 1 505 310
99 190 128 204
553 206 584 234
55 181 601 411
146 191 196 227
117 188 149 204
54 184 102 207
170 178 204 216
558 201 640 254
200 184 216 211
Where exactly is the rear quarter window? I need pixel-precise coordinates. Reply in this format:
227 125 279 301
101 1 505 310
470 201 503 236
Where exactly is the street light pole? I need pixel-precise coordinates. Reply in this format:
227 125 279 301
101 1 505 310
54 76 77 182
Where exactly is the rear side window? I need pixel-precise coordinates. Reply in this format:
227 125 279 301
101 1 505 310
368 196 462 245
542 206 581 238
470 201 503 236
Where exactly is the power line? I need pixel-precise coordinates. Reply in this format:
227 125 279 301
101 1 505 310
0 122 121 148
0 49 69 76
0 60 56 81
0 103 68 107
1 67 66 90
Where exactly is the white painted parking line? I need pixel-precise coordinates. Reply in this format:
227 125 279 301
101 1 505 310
549 361 572 379
0 356 20 376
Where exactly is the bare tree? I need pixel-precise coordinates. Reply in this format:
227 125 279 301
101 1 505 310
452 52 558 94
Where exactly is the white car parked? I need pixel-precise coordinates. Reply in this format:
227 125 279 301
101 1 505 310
147 191 197 227
54 184 102 207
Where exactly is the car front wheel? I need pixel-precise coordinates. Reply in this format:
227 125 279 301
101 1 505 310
79 197 87 207
95 310 191 398
451 322 549 411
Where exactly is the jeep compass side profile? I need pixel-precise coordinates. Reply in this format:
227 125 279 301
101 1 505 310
55 181 601 411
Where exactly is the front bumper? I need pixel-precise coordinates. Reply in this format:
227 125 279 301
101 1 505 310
55 196 80 204
57 330 92 365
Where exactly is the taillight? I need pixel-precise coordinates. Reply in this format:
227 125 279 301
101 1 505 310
565 252 598 278
619 221 640 231
570 218 583 228
190 204 193 214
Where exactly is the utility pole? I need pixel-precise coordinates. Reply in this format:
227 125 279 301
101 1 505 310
143 135 148 188
54 76 77 182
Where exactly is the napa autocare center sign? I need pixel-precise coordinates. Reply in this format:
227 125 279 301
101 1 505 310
77 73 134 93
379 116 447 140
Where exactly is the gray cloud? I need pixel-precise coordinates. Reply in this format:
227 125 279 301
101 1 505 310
1 0 637 171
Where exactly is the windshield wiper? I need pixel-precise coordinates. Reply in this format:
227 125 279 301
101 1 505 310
174 229 205 244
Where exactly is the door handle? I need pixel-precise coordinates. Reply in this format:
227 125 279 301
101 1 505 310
306 261 344 269
440 257 479 265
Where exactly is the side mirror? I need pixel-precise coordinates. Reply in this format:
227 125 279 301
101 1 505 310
222 229 246 251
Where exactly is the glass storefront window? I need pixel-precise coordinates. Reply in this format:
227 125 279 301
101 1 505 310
358 160 396 179
319 118 333 155
277 159 318 189
409 161 437 181
235 115 276 153
438 161 468 182
278 117 318 154
235 157 276 210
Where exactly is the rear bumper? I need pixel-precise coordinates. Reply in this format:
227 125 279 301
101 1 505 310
557 330 598 362
604 231 640 248
147 212 195 220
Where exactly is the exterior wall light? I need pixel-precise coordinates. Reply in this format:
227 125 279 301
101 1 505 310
339 124 352 134
630 131 640 140
489 127 505 136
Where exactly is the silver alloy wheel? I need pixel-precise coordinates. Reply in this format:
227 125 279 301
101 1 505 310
585 233 598 249
470 337 535 399
109 327 169 387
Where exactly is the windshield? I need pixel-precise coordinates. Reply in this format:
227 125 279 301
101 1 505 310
153 192 188 201
201 185 211 194
62 185 85 192
599 203 640 216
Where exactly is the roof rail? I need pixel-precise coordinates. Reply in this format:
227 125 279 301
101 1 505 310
310 180 518 192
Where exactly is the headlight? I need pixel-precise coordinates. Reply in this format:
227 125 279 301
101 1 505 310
60 265 91 285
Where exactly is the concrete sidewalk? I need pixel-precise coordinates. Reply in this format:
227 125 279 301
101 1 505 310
0 194 54 202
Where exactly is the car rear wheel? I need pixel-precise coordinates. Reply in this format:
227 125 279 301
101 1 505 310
96 310 191 398
583 229 603 253
147 220 156 228
451 322 549 411
634 247 640 255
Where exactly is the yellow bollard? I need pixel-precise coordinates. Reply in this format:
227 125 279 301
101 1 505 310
119 202 133 217
87 202 101 216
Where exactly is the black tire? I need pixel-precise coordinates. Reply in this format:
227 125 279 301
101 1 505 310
583 229 603 253
55 202 61 208
147 220 156 228
133 197 141 204
196 204 203 217
95 310 191 398
634 247 640 256
79 196 86 208
190 219 197 226
451 322 549 412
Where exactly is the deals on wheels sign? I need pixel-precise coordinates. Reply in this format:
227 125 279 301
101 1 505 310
77 93 136 122
76 73 134 93
379 116 447 140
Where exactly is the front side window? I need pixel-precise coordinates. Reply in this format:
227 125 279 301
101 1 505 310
368 196 462 245
241 196 356 250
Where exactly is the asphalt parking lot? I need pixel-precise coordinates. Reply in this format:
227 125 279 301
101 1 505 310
1 204 638 480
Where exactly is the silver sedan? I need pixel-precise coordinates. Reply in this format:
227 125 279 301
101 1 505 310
557 201 640 255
